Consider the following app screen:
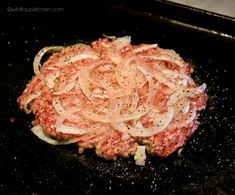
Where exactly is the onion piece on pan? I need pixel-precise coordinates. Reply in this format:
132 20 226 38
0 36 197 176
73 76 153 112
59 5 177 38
31 125 79 145
134 145 146 166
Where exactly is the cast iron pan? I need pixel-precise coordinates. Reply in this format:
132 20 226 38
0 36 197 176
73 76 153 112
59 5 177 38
0 0 234 194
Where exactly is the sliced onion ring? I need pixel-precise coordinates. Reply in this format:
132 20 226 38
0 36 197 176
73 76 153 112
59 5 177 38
22 92 41 113
33 46 64 78
112 107 174 137
31 125 79 145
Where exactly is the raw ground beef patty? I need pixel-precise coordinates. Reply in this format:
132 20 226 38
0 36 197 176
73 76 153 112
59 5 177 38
18 36 207 165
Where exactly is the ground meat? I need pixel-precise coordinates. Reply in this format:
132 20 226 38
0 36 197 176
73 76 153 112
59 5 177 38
17 36 207 164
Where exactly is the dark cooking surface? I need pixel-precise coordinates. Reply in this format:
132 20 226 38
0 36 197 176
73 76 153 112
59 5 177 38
0 0 234 194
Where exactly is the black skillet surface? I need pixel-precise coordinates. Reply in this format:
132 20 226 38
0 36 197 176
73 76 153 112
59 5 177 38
0 0 234 194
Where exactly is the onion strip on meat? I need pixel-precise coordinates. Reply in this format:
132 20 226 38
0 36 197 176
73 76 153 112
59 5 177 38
33 46 64 78
22 92 41 113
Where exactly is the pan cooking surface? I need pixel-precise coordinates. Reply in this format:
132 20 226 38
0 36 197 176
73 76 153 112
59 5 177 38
0 1 234 194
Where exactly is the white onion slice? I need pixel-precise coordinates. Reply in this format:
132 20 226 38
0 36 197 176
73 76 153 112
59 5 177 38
121 92 139 114
31 125 79 145
22 92 41 113
121 133 131 141
79 64 153 123
78 67 96 102
55 123 95 135
44 70 61 89
145 49 185 67
115 36 131 46
182 107 197 126
167 90 195 107
53 98 107 135
134 44 158 53
196 83 207 94
161 69 195 86
106 36 131 64
52 98 83 120
134 145 146 166
115 57 138 88
112 107 174 137
182 100 190 115
33 46 64 78
169 106 197 129
53 80 76 95
153 71 181 90
57 53 99 67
